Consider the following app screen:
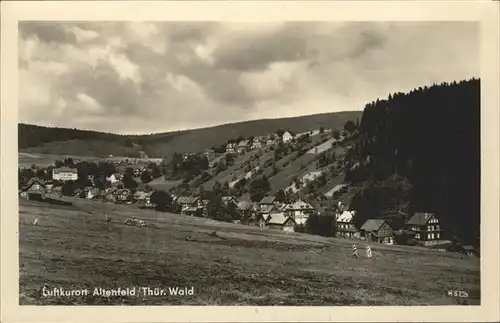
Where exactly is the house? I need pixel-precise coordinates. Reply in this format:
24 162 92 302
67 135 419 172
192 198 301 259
257 204 279 219
52 167 78 181
335 210 359 239
237 140 250 154
226 143 237 154
177 196 202 211
405 212 443 245
266 213 296 232
360 219 394 244
135 191 154 208
19 177 46 200
251 136 265 149
106 173 122 184
266 134 278 146
282 131 295 144
114 189 132 202
282 199 315 225
259 196 277 206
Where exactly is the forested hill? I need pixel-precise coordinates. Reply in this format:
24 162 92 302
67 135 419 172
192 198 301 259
18 111 361 158
346 78 480 246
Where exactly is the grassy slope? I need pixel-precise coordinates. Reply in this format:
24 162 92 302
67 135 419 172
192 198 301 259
19 111 361 158
19 198 480 305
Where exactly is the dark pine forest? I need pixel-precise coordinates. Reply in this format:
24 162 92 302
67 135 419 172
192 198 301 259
346 78 480 247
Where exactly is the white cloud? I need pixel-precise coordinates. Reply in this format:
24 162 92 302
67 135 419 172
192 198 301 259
18 22 479 134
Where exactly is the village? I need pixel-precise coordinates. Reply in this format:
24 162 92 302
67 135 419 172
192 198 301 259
18 126 476 257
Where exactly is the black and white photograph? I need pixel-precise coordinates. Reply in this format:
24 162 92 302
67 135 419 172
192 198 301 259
2 1 499 322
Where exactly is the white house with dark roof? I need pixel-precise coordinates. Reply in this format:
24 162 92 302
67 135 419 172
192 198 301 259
405 212 442 245
282 199 315 225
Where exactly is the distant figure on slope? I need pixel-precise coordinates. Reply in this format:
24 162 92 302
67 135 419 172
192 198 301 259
352 244 358 258
105 214 111 222
33 218 38 226
366 245 372 258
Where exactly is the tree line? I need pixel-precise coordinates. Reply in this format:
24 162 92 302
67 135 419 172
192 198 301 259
345 78 480 246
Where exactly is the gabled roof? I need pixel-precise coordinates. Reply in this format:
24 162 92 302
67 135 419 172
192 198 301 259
22 177 46 191
237 140 249 147
406 212 436 226
267 213 295 225
259 196 276 205
360 219 389 232
259 204 276 214
177 196 200 204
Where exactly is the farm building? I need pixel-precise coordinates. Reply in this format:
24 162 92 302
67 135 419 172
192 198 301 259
282 199 315 225
135 192 154 208
19 177 46 201
177 196 202 211
335 210 359 239
266 213 296 232
52 167 78 181
405 212 443 245
360 219 395 244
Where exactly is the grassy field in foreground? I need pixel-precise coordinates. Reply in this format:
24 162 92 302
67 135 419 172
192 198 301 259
19 198 480 305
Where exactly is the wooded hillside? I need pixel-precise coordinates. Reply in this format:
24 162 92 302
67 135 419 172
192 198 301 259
346 78 480 246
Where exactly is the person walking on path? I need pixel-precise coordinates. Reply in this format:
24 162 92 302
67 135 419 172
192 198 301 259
352 244 359 258
366 245 372 258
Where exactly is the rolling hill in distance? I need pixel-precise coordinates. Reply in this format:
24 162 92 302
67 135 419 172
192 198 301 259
19 111 361 158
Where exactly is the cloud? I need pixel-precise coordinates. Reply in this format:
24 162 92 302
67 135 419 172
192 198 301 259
18 21 479 134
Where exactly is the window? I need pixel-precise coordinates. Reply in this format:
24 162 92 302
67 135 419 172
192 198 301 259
436 225 440 230
436 233 440 239
427 233 432 239
416 234 420 239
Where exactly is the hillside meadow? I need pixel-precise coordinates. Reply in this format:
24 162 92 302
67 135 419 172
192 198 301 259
19 198 480 305
19 111 361 159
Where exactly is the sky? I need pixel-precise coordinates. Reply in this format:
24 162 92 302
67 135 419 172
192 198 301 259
18 21 479 135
